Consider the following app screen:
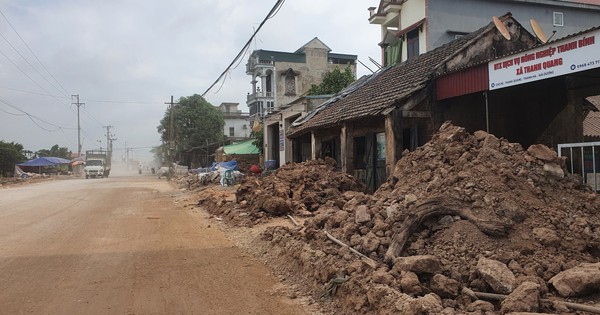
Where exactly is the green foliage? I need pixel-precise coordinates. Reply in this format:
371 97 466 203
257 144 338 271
0 141 26 177
157 94 224 159
250 129 264 155
307 65 355 95
36 144 70 159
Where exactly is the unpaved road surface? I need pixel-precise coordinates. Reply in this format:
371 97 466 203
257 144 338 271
0 174 308 315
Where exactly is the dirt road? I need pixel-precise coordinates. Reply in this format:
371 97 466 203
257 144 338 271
0 174 309 314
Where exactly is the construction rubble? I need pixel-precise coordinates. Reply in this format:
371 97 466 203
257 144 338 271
194 122 600 314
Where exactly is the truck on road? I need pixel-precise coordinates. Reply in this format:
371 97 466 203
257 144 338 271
84 150 111 178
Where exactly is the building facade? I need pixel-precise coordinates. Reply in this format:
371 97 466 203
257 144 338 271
369 0 600 66
216 102 249 141
246 38 357 168
289 14 600 192
245 37 357 119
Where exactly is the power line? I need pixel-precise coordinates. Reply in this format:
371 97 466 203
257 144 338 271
0 29 67 97
0 84 161 105
201 0 286 97
0 46 71 109
0 8 70 96
0 95 76 131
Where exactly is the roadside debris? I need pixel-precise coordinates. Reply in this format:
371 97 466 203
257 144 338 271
192 122 600 314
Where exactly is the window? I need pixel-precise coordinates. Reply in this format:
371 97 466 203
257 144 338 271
553 12 564 27
386 41 402 66
229 127 235 137
285 73 296 96
266 101 275 113
407 28 420 60
265 71 272 93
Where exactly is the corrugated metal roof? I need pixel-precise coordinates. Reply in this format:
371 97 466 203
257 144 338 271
436 64 489 100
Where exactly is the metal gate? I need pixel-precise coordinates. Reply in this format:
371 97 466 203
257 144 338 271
557 141 600 192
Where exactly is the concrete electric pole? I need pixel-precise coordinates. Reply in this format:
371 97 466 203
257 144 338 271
164 96 178 165
71 95 85 157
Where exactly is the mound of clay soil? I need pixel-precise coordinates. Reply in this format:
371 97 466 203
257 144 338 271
196 158 366 226
261 123 600 314
194 122 600 314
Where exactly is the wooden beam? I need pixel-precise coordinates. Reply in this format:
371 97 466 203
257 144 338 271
402 110 431 118
340 124 347 173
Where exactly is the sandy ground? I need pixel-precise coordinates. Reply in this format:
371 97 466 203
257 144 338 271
0 172 312 315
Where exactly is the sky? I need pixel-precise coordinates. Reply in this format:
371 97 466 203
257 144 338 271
0 0 381 162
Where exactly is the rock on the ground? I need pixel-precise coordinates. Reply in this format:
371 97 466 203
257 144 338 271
527 144 557 162
532 227 560 246
501 281 541 314
406 293 443 315
362 232 380 254
467 300 495 312
400 271 422 296
549 262 600 297
355 205 371 224
430 274 461 298
393 255 442 274
543 163 564 178
476 257 516 294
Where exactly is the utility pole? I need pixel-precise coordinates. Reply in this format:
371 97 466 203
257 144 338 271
71 95 85 157
164 96 178 166
104 125 115 164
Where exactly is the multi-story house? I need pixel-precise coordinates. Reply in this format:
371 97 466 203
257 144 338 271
245 38 357 168
216 102 249 141
369 0 600 66
245 37 357 119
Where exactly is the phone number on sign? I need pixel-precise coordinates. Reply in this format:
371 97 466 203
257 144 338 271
573 59 600 70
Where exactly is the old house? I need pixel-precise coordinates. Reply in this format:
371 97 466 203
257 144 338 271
369 0 600 66
288 14 600 191
216 102 249 141
245 38 357 167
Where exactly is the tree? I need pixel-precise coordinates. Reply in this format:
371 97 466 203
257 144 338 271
0 141 26 177
307 65 355 95
36 144 70 159
157 94 224 162
250 129 264 155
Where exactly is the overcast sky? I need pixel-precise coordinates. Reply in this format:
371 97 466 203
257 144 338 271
0 0 380 162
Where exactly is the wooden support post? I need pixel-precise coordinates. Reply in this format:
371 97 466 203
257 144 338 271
340 125 347 173
385 109 403 178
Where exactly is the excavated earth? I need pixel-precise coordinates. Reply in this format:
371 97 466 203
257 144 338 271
192 122 600 314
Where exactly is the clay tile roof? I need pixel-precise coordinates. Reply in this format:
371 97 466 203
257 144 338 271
288 15 502 138
584 95 600 137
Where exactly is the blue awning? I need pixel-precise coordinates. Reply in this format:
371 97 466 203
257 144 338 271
18 157 71 167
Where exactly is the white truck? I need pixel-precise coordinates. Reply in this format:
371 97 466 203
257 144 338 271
84 150 111 178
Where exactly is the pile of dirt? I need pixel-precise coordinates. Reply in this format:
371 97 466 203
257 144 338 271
196 158 366 226
195 123 600 314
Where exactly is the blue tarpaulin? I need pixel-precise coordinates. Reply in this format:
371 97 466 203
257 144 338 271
210 160 239 171
18 157 71 167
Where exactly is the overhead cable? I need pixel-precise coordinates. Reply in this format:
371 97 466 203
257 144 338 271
201 0 285 97
0 8 70 95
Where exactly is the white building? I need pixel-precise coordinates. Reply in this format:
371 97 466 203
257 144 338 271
216 102 250 141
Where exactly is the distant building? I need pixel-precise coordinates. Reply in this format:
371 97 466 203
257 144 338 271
246 38 358 168
216 102 249 141
369 0 600 66
245 37 357 119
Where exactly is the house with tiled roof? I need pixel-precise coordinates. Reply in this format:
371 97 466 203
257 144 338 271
288 14 600 191
584 96 600 141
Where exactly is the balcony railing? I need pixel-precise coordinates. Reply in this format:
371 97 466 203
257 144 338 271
246 91 274 102
246 59 274 73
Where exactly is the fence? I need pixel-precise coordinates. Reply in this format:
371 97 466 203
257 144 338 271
557 141 600 192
